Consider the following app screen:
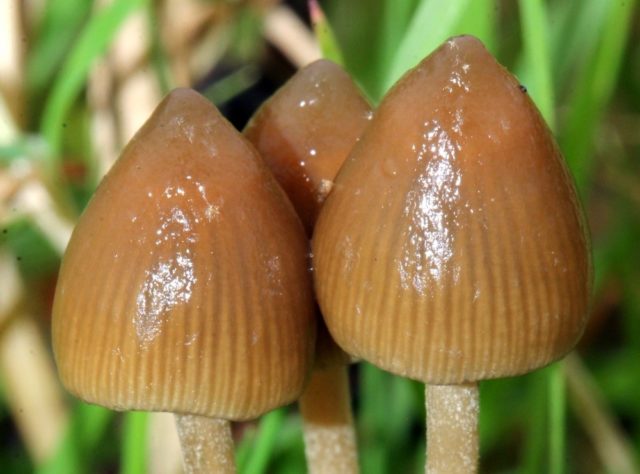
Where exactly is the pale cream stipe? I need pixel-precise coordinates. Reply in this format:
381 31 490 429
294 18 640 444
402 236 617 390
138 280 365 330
148 412 184 474
303 424 358 474
175 415 235 474
299 365 358 474
426 384 479 474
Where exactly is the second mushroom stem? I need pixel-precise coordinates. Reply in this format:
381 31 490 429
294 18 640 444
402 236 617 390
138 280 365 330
426 383 479 474
299 364 359 474
175 414 236 474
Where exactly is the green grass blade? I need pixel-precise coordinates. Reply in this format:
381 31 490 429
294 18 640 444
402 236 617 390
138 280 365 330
517 0 555 129
548 362 566 474
548 0 608 96
521 372 547 474
371 0 419 101
37 403 113 474
386 377 420 445
1 218 60 279
242 409 286 474
309 0 345 66
518 37 571 474
120 411 148 474
40 0 146 156
383 0 472 93
265 415 306 473
521 363 567 474
26 0 94 104
230 7 263 62
559 0 637 191
203 66 261 107
452 0 497 54
323 0 386 101
378 0 419 66
359 363 390 474
235 426 256 472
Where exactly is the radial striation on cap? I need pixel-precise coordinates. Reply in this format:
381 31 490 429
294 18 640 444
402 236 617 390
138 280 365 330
313 36 592 384
53 88 315 419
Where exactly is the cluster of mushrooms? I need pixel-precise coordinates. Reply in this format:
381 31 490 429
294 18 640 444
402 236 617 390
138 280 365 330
52 36 591 473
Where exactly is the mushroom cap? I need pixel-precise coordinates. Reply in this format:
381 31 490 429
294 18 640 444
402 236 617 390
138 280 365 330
245 59 372 369
313 36 592 384
244 59 372 236
52 88 315 420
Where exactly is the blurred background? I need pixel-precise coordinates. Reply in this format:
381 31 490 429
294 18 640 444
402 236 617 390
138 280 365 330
0 0 639 472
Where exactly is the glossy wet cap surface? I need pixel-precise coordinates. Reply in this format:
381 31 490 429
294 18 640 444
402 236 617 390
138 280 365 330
52 88 315 419
244 59 372 236
313 36 592 384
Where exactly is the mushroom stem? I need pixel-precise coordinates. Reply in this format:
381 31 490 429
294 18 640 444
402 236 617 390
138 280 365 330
175 414 236 474
299 364 358 474
426 383 479 474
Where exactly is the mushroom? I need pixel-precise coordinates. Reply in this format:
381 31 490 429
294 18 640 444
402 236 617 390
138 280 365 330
312 36 591 473
244 59 372 474
244 59 373 236
52 88 315 473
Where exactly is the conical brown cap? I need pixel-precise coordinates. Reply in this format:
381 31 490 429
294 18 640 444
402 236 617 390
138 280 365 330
313 36 592 384
52 88 315 419
245 60 372 368
244 59 372 236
